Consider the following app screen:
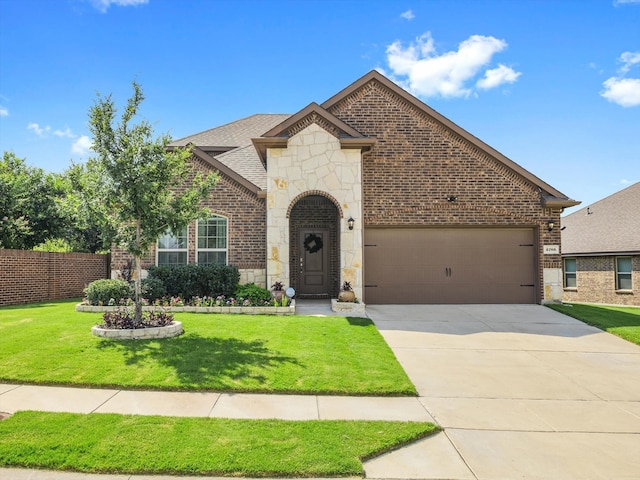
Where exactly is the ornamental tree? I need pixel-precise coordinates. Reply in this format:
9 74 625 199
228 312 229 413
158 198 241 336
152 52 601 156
75 82 217 323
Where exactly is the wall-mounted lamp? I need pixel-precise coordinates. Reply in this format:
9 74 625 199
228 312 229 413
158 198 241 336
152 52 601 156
447 195 457 203
547 220 555 232
347 217 355 231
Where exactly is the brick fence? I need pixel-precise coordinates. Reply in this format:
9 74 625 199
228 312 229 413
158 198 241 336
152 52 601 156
0 249 109 306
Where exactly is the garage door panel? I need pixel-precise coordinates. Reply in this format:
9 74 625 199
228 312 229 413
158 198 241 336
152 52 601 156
364 228 536 304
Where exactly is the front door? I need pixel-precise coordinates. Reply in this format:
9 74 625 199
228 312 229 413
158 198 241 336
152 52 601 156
298 229 329 296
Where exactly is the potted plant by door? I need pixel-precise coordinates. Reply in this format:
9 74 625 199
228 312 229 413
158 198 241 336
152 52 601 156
271 281 285 302
338 281 356 302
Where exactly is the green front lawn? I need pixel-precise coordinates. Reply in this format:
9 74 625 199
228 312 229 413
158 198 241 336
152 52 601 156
0 300 416 395
0 411 438 477
547 303 640 346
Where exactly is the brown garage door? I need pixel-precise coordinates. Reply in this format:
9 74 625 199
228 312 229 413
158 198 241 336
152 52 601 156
364 228 537 304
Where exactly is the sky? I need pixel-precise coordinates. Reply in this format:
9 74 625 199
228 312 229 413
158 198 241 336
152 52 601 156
0 0 638 216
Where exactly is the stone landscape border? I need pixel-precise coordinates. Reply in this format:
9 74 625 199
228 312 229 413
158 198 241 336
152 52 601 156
76 302 296 316
91 321 184 340
331 299 366 315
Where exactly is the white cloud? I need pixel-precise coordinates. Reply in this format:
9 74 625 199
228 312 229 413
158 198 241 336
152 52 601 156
385 32 520 98
89 0 149 13
53 127 76 138
0 106 7 117
601 51 640 107
477 64 522 90
71 135 92 156
400 9 415 20
27 123 51 136
601 77 640 107
619 51 640 73
614 0 640 5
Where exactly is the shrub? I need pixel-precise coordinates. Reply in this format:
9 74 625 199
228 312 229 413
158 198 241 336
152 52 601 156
141 276 166 302
33 238 74 253
84 279 133 306
235 283 272 305
147 264 240 300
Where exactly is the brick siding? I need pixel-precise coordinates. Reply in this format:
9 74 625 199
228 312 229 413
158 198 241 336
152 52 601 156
563 255 639 306
112 155 266 276
0 249 109 306
326 78 563 302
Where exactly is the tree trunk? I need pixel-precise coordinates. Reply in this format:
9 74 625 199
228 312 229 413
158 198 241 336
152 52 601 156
134 222 143 326
134 254 142 326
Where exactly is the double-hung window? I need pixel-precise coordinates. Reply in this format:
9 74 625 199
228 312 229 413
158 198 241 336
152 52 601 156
157 227 188 266
616 257 632 290
564 258 577 288
197 216 228 265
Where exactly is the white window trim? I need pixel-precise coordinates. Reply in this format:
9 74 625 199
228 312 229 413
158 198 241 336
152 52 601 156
196 215 228 266
564 257 577 289
156 225 189 266
615 256 632 291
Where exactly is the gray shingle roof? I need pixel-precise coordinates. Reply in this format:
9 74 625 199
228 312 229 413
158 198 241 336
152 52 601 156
561 182 640 255
170 114 290 148
170 114 290 190
215 145 269 190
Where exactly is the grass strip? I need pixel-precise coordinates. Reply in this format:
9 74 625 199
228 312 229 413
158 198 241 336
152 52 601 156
0 411 438 477
547 303 640 346
0 300 416 395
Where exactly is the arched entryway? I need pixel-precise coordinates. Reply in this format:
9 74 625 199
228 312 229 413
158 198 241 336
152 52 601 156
288 194 341 299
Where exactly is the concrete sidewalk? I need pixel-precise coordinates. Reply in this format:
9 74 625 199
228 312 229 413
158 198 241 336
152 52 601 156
0 383 433 422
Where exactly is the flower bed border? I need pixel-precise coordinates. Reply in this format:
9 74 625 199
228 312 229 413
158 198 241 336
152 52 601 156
77 301 296 316
331 299 366 315
91 321 183 340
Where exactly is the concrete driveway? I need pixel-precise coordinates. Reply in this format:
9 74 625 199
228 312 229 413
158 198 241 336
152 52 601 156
364 304 640 480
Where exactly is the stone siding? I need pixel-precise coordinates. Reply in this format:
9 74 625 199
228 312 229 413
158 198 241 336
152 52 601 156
0 249 109 306
563 255 639 306
266 124 364 299
326 78 563 303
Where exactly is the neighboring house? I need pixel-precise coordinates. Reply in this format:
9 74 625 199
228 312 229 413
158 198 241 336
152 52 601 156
561 182 639 306
112 70 579 304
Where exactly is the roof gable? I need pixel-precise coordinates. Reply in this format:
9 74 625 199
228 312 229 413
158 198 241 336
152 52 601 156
322 70 578 206
252 102 375 162
562 182 640 255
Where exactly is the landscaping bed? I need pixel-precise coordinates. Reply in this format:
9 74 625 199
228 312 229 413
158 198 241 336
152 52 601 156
77 302 295 315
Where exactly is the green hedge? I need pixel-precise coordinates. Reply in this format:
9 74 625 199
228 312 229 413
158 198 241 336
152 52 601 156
84 279 133 306
147 264 240 300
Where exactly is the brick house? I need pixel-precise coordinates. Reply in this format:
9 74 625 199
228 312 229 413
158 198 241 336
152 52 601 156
561 182 639 306
112 70 579 304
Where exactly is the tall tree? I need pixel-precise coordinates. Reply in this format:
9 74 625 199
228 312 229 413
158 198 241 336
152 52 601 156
78 82 217 323
56 165 110 253
0 152 66 249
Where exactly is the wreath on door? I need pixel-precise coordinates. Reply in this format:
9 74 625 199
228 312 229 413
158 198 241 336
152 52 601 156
303 233 323 254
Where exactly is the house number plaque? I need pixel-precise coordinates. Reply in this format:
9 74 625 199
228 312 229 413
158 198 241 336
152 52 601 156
543 245 559 255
